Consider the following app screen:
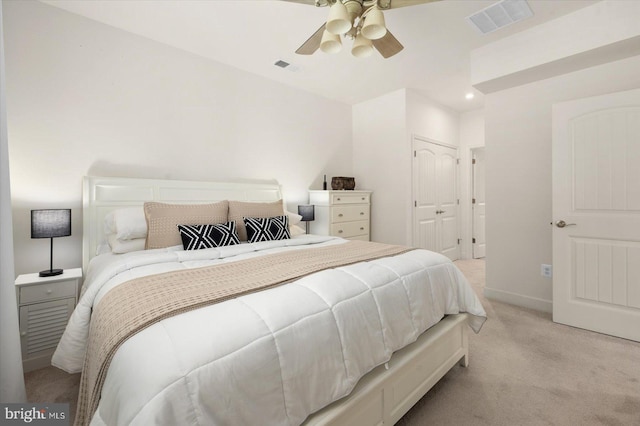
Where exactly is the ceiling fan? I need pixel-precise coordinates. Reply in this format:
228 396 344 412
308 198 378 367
284 0 441 59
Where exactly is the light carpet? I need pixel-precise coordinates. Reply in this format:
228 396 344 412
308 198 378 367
25 259 640 425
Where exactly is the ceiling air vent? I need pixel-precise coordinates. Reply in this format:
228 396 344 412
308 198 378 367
466 0 533 35
274 60 290 68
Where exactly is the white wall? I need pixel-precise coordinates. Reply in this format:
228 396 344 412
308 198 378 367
4 1 353 276
353 89 461 248
352 89 407 245
484 54 640 311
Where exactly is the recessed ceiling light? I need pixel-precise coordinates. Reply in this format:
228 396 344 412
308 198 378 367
465 92 475 100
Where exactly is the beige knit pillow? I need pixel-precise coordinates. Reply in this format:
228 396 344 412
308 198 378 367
228 200 285 241
144 201 229 249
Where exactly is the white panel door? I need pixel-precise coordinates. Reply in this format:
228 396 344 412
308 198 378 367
472 148 486 259
413 137 460 260
552 88 640 342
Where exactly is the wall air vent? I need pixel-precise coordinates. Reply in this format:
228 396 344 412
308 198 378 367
274 60 290 68
466 0 533 35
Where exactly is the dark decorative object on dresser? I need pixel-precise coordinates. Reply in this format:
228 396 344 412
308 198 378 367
331 177 356 190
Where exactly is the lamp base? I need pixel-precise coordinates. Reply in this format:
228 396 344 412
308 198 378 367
39 269 63 277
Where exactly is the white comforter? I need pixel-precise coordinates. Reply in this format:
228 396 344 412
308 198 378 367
53 236 486 426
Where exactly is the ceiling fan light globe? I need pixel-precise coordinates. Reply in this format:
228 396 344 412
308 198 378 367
326 1 351 35
320 30 342 54
361 8 387 40
351 33 373 58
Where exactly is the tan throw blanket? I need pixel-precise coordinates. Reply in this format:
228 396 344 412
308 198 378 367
75 240 413 425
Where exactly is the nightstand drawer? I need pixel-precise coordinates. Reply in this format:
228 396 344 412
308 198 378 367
331 205 370 223
331 220 369 238
331 193 370 205
19 280 77 304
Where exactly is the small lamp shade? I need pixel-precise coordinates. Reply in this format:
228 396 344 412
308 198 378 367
31 209 71 277
326 0 351 35
361 8 387 40
298 205 315 222
352 32 374 58
298 205 315 235
31 209 71 238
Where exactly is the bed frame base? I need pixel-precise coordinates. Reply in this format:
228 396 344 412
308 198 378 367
303 313 469 426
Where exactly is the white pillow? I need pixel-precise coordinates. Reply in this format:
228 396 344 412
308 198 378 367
286 211 303 226
104 207 147 240
107 234 146 254
290 225 306 236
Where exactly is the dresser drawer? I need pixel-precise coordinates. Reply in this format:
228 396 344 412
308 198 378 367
331 193 370 205
331 205 370 223
331 220 369 238
19 280 77 304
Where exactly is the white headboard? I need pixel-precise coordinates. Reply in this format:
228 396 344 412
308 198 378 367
82 176 283 272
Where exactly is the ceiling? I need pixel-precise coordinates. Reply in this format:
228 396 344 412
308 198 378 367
40 0 598 112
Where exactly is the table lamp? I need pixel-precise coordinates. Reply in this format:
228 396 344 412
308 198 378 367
31 209 71 277
297 205 315 234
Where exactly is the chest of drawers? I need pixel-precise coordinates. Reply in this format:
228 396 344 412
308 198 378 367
308 190 372 241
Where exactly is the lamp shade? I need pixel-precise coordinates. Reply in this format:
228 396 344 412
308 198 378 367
352 32 374 58
297 205 315 222
326 1 351 35
31 209 71 239
361 8 387 40
320 29 342 54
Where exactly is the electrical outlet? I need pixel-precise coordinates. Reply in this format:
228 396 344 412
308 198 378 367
541 264 552 278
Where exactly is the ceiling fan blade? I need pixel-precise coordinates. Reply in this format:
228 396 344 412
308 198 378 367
372 30 404 58
296 23 326 55
380 0 442 10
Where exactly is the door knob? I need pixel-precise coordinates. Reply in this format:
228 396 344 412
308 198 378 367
555 220 576 228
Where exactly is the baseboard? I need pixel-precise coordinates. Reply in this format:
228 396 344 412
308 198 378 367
483 287 552 313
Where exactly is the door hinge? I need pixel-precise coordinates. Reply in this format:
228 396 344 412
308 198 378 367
414 200 417 207
456 158 460 165
472 158 476 165
473 238 476 244
457 199 460 205
457 239 461 245
414 150 416 157
472 198 476 204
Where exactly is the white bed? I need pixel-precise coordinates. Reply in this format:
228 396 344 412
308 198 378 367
53 176 486 426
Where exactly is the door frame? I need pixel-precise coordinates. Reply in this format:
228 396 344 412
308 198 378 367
470 146 486 259
411 134 460 253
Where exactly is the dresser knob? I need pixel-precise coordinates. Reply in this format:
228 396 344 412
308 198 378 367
46 289 53 295
338 230 343 233
360 212 364 215
337 198 341 201
360 227 364 230
362 197 365 200
338 214 343 217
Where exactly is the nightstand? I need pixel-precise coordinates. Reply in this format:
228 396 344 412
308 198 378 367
309 190 372 241
15 268 82 372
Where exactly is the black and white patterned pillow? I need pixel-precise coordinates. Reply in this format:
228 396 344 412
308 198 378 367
177 222 240 250
243 216 290 243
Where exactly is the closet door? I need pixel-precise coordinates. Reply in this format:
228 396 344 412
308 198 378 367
553 89 640 341
413 136 460 260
